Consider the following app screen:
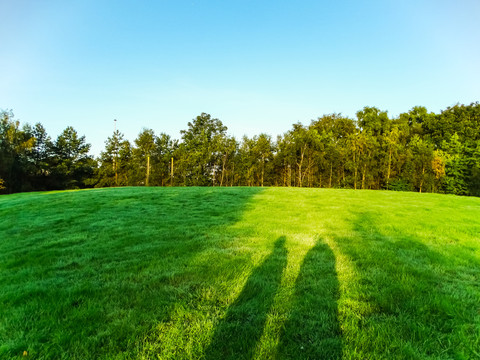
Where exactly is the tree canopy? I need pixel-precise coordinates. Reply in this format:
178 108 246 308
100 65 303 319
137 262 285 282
1 102 480 196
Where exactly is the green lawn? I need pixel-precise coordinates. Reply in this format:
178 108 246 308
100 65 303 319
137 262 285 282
1 187 479 359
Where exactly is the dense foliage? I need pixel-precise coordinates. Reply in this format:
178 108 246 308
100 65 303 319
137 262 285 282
1 103 480 195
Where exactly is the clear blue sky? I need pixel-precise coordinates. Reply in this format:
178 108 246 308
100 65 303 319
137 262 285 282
1 0 479 155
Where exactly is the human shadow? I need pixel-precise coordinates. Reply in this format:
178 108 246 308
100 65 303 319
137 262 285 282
0 187 265 358
277 239 342 359
333 211 480 358
204 236 288 360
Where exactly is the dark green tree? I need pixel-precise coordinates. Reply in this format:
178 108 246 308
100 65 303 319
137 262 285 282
49 126 96 189
469 141 480 196
30 123 53 189
424 102 480 145
96 130 132 187
0 110 36 193
408 135 435 193
178 113 227 186
441 133 469 195
217 135 237 186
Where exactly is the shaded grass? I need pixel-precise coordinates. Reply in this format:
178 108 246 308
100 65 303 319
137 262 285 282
1 187 479 359
278 239 341 360
0 187 262 359
204 236 287 360
332 210 480 359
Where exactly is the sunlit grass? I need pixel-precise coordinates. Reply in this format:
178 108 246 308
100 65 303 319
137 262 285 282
1 187 479 359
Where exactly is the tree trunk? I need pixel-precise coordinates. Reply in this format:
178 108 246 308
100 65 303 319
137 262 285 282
353 151 357 190
386 149 392 190
171 157 174 187
261 155 265 187
297 143 307 187
146 155 150 186
114 159 118 187
288 165 292 187
220 154 226 187
297 161 302 187
329 162 333 188
361 164 366 190
419 165 425 193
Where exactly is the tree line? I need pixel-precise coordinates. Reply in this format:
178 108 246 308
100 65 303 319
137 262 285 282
1 103 480 196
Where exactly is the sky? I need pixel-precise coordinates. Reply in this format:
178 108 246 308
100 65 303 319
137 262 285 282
1 0 479 156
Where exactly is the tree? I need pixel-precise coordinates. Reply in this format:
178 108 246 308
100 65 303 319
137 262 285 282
218 135 237 186
178 113 228 186
441 133 469 195
356 106 390 137
153 133 177 186
347 131 361 190
238 136 257 186
311 114 355 188
311 113 356 140
117 139 134 186
133 128 156 186
424 102 480 145
0 110 36 193
238 134 274 187
282 124 321 187
359 132 377 189
409 135 435 193
383 127 400 190
255 134 274 187
431 150 446 192
49 126 95 189
96 130 130 187
274 133 292 187
30 123 53 190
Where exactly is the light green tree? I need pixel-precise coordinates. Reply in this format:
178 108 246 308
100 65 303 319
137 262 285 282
134 128 156 186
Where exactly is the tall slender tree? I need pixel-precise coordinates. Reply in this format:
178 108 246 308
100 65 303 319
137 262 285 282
134 129 156 186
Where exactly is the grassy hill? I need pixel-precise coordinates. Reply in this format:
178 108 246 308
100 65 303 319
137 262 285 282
1 187 479 359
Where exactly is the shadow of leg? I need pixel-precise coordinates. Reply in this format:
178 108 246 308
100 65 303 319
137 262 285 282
204 236 288 360
278 239 342 360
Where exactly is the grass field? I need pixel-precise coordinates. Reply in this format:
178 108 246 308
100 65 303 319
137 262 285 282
1 187 479 359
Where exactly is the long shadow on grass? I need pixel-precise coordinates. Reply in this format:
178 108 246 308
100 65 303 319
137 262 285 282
204 236 288 360
0 187 265 359
333 211 480 359
277 239 342 360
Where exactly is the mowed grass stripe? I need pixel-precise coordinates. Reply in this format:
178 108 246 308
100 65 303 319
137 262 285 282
0 187 479 359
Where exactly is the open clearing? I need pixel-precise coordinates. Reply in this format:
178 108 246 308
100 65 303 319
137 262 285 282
1 187 479 359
